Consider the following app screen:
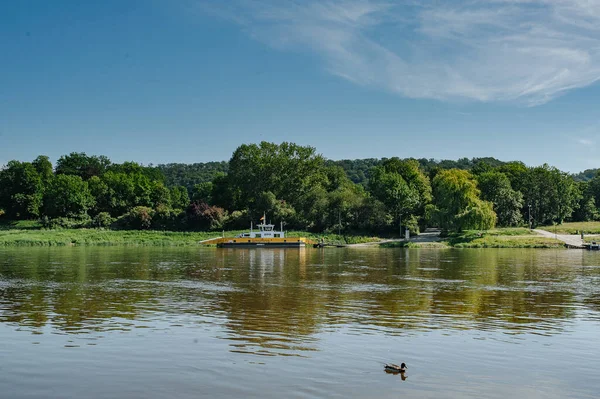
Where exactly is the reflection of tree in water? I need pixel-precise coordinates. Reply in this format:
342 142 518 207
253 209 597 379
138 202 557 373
1 247 600 354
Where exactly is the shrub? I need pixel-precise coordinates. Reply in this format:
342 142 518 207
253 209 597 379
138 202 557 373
186 202 226 230
92 212 115 228
116 206 154 230
40 215 92 229
152 205 186 230
224 210 251 230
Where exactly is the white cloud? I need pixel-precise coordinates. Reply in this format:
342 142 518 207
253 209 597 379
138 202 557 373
199 0 600 105
577 138 594 146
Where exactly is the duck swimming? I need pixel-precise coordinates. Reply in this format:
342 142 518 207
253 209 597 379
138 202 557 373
384 363 407 373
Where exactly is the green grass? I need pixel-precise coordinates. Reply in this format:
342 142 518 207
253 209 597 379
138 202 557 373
0 229 229 246
379 227 559 249
0 227 383 246
539 221 600 235
380 241 450 249
0 219 42 230
445 228 562 248
449 235 563 248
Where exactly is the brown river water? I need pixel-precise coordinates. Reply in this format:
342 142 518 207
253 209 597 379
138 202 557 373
1 247 599 398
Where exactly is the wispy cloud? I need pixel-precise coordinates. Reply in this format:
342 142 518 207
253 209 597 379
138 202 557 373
198 0 600 105
577 138 595 146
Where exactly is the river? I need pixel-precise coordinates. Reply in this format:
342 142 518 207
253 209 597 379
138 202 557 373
1 247 599 398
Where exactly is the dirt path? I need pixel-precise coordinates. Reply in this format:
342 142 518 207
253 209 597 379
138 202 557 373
533 229 585 248
347 228 442 247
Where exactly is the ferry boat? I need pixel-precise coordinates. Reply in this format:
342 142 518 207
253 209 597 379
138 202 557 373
199 214 315 248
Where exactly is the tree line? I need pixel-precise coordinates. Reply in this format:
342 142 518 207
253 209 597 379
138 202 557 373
0 142 596 233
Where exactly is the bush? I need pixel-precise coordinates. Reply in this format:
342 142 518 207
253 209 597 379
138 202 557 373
152 205 185 230
115 206 154 230
224 210 251 230
186 202 226 230
92 212 114 228
40 215 92 229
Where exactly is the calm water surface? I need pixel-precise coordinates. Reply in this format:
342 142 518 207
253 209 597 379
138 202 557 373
1 247 600 398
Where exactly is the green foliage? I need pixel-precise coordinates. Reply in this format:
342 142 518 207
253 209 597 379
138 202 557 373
521 164 580 226
117 206 154 230
1 146 597 236
157 162 228 193
152 205 184 230
368 158 431 234
109 161 165 182
0 160 43 219
539 221 600 234
42 174 95 218
92 212 115 228
573 168 600 182
150 181 171 208
192 182 213 204
55 152 111 180
170 186 190 210
326 158 380 187
226 142 328 213
430 169 496 232
186 202 226 230
224 209 251 230
476 171 523 226
40 215 92 229
32 155 53 183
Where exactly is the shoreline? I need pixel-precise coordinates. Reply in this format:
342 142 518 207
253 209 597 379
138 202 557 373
0 227 572 248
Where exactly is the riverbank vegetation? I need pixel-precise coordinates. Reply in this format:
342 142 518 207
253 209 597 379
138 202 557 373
382 228 563 248
539 221 600 235
0 141 596 240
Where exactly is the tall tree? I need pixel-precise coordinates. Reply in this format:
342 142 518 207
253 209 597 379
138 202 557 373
429 169 496 232
521 165 580 226
55 152 111 180
170 186 190 210
42 175 95 218
368 158 431 233
476 171 523 227
0 161 43 219
226 142 326 213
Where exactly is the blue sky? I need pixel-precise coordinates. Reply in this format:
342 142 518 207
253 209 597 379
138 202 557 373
1 0 600 172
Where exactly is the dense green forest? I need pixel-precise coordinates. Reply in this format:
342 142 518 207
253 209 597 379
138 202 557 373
1 142 597 234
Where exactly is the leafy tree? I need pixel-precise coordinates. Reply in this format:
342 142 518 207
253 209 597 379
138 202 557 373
117 206 154 230
0 161 43 219
326 158 380 187
149 181 171 208
192 182 213 204
55 152 111 180
42 174 95 218
92 212 115 228
186 202 226 230
368 158 431 234
227 142 327 212
476 171 523 226
521 165 580 226
430 169 496 232
88 176 111 215
109 161 165 182
497 161 529 194
32 155 53 184
210 173 236 211
157 161 228 193
170 186 190 210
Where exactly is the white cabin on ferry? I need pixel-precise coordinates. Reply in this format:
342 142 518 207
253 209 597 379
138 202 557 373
237 218 285 239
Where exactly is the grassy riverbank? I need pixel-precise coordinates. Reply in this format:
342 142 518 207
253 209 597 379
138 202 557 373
382 228 564 248
539 221 600 235
0 224 383 246
0 221 564 248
